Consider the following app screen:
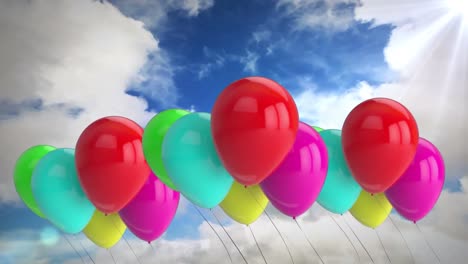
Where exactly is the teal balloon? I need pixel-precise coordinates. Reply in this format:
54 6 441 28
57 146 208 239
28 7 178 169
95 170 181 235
32 148 95 233
317 129 361 214
162 112 234 208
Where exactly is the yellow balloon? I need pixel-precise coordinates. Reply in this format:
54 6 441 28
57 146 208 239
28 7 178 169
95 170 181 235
220 182 268 225
83 210 126 249
350 191 392 228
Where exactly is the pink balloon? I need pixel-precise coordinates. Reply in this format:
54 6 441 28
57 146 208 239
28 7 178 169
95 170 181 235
260 122 328 218
385 138 445 223
120 173 180 242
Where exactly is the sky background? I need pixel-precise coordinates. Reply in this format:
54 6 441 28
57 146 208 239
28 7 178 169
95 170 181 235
0 0 467 263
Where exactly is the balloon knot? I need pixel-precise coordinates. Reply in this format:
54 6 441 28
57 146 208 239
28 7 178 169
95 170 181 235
413 220 416 224
105 213 108 216
148 241 151 244
293 216 296 220
371 193 374 196
244 185 247 188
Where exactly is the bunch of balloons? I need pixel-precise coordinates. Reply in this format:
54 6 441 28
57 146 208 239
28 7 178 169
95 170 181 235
13 76 445 249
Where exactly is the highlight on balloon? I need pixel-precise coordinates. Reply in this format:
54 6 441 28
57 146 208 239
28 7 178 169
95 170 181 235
13 76 445 251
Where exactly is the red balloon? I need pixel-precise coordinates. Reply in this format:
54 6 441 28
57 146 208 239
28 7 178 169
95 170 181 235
75 116 150 214
211 77 299 186
342 98 419 194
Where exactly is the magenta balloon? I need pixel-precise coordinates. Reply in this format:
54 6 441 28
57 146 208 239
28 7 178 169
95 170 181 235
260 122 328 218
385 138 445 223
119 173 180 242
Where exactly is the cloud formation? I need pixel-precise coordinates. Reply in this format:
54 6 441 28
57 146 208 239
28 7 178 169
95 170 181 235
0 0 169 203
276 0 359 32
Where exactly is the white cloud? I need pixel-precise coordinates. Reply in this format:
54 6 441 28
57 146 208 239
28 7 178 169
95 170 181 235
293 0 468 175
293 80 375 129
197 47 226 79
289 1 468 257
0 0 172 203
112 0 214 29
240 50 260 74
251 30 272 44
5 195 468 264
276 0 359 32
355 0 468 174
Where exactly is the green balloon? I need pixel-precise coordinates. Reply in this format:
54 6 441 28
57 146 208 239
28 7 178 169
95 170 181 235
14 145 56 218
143 109 189 190
312 126 323 132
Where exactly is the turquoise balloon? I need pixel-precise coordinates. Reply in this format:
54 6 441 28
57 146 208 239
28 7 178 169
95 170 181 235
317 129 361 214
32 148 95 233
162 112 234 208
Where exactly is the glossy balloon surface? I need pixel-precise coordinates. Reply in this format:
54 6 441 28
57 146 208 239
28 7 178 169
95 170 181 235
162 112 233 208
211 77 299 186
350 191 392 228
76 116 150 214
317 129 361 214
342 98 419 193
143 109 189 190
14 145 56 218
385 138 445 222
120 174 179 242
83 210 126 249
261 122 328 218
220 182 268 225
32 148 95 234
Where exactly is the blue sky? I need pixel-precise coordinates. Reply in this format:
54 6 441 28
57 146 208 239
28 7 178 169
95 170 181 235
1 0 467 263
0 0 408 238
118 0 394 113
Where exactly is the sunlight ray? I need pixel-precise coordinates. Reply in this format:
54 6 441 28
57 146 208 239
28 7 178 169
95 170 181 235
431 15 468 139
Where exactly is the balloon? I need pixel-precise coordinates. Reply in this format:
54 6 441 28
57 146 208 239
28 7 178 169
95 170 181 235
317 129 361 214
162 112 234 208
350 191 392 228
385 138 445 222
220 182 268 225
32 148 95 233
260 122 328 218
312 126 323 132
211 76 299 186
75 116 150 214
120 173 179 242
342 98 419 194
143 109 189 190
14 145 55 218
83 210 126 249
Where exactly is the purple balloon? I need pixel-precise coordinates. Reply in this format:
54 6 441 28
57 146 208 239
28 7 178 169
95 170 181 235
260 122 328 218
120 173 180 242
385 138 445 223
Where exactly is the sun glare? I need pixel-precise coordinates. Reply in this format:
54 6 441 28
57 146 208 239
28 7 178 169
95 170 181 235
446 0 468 17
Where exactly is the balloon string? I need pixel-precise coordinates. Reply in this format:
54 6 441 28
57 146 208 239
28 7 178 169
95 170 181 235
245 187 295 264
387 216 415 264
329 214 361 263
415 223 442 263
109 216 142 264
122 234 143 264
374 197 415 264
63 234 86 264
192 205 234 264
375 229 392 263
248 225 268 264
149 241 156 252
208 207 248 264
75 234 96 264
342 215 375 264
293 219 324 264
262 210 296 264
108 249 117 264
